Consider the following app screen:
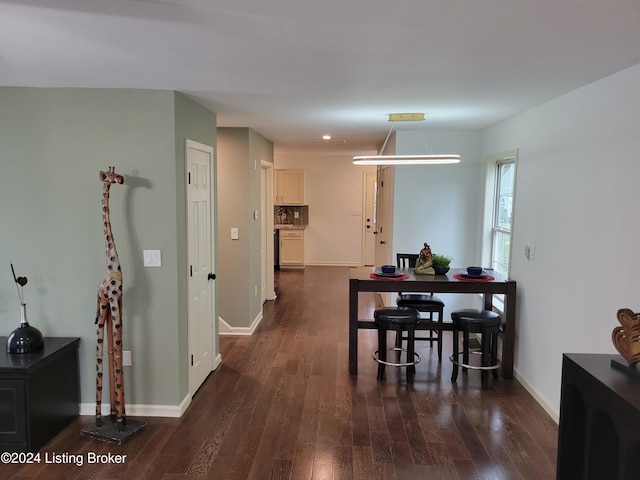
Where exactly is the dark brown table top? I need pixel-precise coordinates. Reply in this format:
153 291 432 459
349 266 513 293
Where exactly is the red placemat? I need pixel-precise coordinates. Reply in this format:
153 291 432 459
453 273 495 282
370 273 409 280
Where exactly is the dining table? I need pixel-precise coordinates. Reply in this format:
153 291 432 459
348 266 517 379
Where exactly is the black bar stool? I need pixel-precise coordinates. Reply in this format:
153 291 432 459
373 307 421 383
395 253 447 362
395 293 446 362
450 308 502 388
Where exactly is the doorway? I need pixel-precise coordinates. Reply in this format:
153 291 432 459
374 166 394 267
362 171 377 266
261 161 276 301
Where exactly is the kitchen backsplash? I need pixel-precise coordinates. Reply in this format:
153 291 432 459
274 205 309 226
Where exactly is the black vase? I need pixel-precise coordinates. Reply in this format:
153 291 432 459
6 304 44 354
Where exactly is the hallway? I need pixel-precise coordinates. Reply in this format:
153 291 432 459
0 266 557 479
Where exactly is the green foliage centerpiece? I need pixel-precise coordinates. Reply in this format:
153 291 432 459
432 254 453 275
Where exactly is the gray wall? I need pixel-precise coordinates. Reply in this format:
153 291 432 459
0 87 216 409
217 127 273 330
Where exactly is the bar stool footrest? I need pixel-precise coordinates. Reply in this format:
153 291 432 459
449 351 501 371
373 347 421 368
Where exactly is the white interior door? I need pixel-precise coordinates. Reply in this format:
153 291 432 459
186 139 216 395
362 171 377 266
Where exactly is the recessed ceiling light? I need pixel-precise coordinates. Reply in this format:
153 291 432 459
322 135 332 140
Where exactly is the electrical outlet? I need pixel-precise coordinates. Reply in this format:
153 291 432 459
122 350 132 366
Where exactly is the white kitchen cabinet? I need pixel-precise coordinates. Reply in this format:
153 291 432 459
279 229 304 267
274 169 304 205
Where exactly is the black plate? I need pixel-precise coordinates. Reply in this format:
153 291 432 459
374 269 404 277
458 269 489 278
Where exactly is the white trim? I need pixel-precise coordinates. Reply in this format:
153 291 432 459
481 149 519 274
218 311 263 336
514 369 559 424
261 161 276 301
80 354 223 418
80 395 190 418
212 352 222 372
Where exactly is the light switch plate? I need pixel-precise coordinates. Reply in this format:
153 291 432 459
143 249 161 267
231 227 239 240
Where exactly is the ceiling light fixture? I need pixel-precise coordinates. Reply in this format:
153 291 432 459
353 113 461 165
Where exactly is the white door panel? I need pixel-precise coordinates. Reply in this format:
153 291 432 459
186 139 216 395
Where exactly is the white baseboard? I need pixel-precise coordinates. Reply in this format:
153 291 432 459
514 368 559 423
80 353 223 418
80 398 188 418
212 352 222 371
218 310 263 336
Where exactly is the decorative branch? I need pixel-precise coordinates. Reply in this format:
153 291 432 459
10 261 28 306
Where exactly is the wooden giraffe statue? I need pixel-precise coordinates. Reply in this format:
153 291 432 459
95 166 126 430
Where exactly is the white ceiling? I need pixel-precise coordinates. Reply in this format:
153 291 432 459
3 0 640 155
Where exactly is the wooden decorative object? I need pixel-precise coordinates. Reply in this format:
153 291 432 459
95 167 127 431
612 308 640 368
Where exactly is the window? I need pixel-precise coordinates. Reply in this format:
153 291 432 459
481 149 518 282
491 160 515 275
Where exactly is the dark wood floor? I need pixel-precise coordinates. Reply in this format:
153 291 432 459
1 266 558 479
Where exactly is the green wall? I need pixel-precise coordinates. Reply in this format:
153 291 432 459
217 128 273 330
0 87 216 410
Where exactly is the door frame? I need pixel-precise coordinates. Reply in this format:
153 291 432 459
261 161 276 300
374 165 394 267
362 171 377 266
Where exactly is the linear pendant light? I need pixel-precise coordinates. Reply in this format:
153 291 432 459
353 154 461 165
353 113 461 165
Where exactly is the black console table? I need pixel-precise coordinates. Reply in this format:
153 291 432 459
557 353 640 479
0 337 80 452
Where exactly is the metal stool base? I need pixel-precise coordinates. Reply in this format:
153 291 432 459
449 351 501 371
373 347 421 368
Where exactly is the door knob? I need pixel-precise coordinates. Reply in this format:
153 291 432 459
208 273 216 280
